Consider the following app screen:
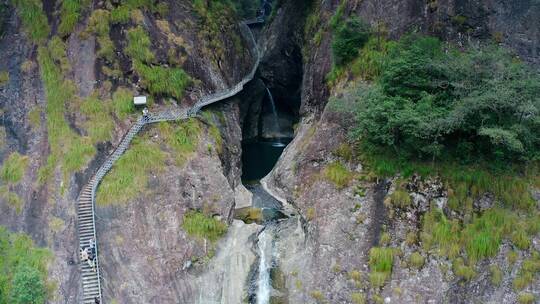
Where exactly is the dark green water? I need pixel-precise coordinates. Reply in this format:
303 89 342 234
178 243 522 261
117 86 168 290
241 138 292 181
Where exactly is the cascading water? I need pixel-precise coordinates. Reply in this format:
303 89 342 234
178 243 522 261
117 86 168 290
265 87 285 147
256 229 273 304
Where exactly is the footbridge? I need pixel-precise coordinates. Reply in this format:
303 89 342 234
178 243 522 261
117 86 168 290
77 20 261 304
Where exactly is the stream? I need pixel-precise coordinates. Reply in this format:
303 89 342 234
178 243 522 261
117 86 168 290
240 86 294 304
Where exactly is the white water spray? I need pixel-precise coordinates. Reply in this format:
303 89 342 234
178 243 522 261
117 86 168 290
256 229 273 304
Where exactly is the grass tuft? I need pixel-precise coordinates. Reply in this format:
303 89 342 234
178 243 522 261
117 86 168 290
182 210 227 242
0 152 29 184
323 161 354 189
112 87 135 119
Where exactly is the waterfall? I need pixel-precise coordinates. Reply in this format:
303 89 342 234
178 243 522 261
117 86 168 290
265 87 285 147
256 229 273 304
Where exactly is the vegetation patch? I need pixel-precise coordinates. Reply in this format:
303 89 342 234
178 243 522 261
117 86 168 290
182 210 227 242
37 41 96 185
11 0 50 43
0 226 52 303
352 35 540 164
0 152 29 184
58 0 89 37
368 247 394 288
0 70 8 86
323 161 354 189
86 9 114 62
513 252 540 291
158 119 201 166
79 94 114 144
112 87 135 119
97 136 165 205
125 26 191 100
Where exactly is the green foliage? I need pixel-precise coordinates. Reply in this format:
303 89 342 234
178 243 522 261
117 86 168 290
9 264 46 304
37 43 96 184
0 153 28 184
350 37 393 80
353 35 540 163
513 252 540 291
182 210 227 242
0 226 52 304
461 209 513 263
11 0 50 43
201 111 223 154
368 247 393 288
518 293 536 304
126 27 191 99
351 292 366 304
126 26 155 63
452 257 476 281
112 87 135 119
332 17 370 66
323 161 354 189
97 136 165 205
80 94 114 144
329 0 346 30
86 9 114 61
158 119 201 165
385 188 411 209
58 0 89 37
421 209 461 258
489 265 502 286
0 186 23 213
133 61 191 99
408 252 425 269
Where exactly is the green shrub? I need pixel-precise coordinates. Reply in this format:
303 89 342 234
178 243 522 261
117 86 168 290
0 152 29 184
353 35 540 163
323 161 354 189
9 264 46 304
331 17 370 66
421 209 460 258
513 252 540 290
182 210 227 242
0 226 52 303
462 209 514 263
408 252 425 269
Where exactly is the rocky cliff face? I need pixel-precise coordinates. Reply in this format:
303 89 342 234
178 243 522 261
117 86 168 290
260 0 540 303
0 0 255 302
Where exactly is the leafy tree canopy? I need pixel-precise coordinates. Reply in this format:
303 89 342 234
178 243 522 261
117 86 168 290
353 35 540 163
